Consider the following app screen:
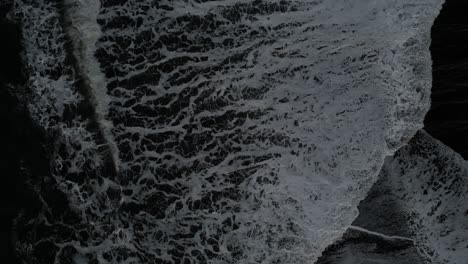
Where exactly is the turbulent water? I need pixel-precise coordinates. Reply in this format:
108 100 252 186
377 131 468 263
319 131 468 264
11 0 443 263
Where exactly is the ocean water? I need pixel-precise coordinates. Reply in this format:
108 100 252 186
318 1 468 263
8 0 443 263
329 131 468 264
424 0 468 160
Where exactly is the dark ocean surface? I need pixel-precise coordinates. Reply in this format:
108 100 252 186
0 2 43 263
424 0 468 159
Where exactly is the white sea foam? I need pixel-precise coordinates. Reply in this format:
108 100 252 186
64 0 121 174
15 0 104 173
93 0 443 262
380 130 468 264
14 0 444 263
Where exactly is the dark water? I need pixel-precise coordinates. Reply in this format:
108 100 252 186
424 0 468 159
0 3 44 263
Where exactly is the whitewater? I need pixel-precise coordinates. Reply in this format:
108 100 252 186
13 0 443 263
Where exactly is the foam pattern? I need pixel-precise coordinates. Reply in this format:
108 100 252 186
376 131 468 264
13 0 443 263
